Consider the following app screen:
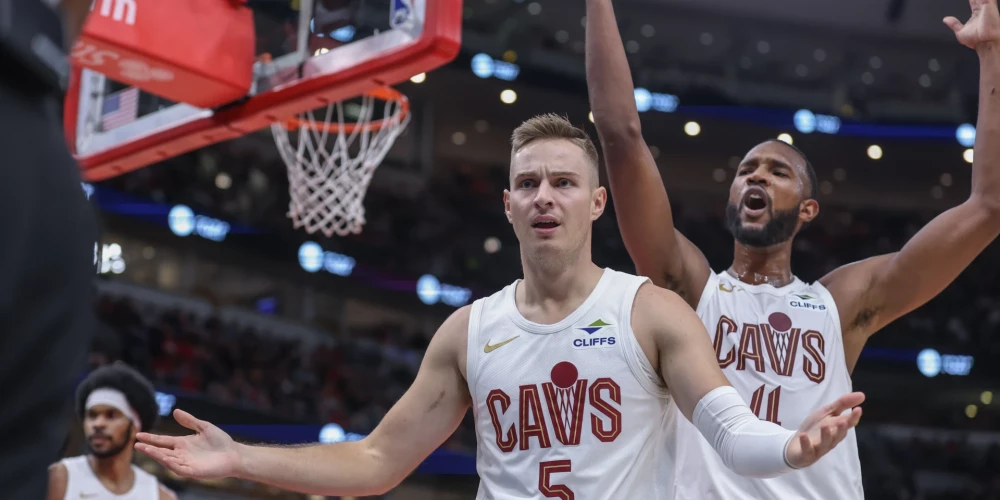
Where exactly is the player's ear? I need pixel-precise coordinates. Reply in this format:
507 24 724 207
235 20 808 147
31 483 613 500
503 189 513 224
591 186 607 221
799 197 819 223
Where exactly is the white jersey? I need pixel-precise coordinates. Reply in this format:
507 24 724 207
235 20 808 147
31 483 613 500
669 270 863 499
467 268 675 500
60 455 159 500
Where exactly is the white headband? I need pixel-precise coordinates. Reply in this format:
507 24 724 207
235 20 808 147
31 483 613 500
86 388 142 431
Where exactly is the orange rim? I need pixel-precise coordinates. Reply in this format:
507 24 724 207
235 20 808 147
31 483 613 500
280 87 410 134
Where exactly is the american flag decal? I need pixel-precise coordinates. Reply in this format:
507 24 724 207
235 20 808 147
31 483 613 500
101 87 140 131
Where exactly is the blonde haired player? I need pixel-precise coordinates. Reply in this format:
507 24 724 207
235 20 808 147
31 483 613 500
135 114 864 498
585 0 1000 498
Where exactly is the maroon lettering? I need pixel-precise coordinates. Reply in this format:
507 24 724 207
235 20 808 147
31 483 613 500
519 385 551 450
714 316 738 368
487 389 517 452
588 378 622 442
736 324 765 372
801 330 826 384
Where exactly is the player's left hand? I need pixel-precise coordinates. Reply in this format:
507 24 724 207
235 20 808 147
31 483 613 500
784 392 865 469
945 0 1000 51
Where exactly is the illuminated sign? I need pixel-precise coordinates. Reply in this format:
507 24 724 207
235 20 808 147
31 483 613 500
634 88 679 113
956 123 976 148
416 274 472 307
794 109 841 135
99 242 126 275
168 205 230 242
298 242 356 277
155 391 176 416
917 348 974 377
471 53 520 81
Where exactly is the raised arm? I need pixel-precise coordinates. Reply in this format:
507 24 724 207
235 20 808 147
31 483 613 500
821 0 1000 361
630 284 864 477
136 307 472 497
585 0 710 305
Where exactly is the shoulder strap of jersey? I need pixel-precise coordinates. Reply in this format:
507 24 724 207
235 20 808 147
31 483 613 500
465 297 486 403
133 465 161 497
694 270 722 317
616 274 669 398
808 280 843 338
59 456 87 498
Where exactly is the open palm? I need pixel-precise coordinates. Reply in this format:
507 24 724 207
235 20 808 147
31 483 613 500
135 409 243 480
784 392 865 469
945 0 1000 50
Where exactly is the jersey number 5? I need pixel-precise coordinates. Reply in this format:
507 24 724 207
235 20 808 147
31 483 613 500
539 460 574 499
750 385 782 425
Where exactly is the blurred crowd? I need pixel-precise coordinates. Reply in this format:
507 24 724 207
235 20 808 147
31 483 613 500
90 292 477 451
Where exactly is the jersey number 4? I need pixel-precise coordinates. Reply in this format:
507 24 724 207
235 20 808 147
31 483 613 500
539 460 574 499
750 385 782 425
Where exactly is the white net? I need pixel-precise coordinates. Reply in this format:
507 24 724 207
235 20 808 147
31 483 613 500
271 90 410 237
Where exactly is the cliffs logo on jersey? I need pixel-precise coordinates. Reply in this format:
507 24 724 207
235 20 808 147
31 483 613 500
574 319 616 349
713 312 827 384
788 293 827 312
486 361 622 453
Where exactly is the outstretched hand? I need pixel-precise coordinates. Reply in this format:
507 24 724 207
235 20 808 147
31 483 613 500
784 392 865 469
135 409 243 480
945 0 1000 50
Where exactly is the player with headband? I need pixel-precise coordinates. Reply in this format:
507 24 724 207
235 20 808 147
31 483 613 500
47 363 176 500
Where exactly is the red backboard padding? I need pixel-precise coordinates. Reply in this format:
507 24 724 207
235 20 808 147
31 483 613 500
72 0 255 108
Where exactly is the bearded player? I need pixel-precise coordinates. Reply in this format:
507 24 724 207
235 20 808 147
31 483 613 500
47 363 176 500
586 0 1000 498
134 114 864 498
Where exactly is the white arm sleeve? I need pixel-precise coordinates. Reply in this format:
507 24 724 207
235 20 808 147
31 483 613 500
691 386 799 478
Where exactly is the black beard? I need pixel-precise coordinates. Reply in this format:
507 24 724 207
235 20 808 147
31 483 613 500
725 202 800 247
87 422 133 459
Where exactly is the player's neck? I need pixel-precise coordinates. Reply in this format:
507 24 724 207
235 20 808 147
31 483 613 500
87 452 135 488
728 240 794 287
517 253 604 323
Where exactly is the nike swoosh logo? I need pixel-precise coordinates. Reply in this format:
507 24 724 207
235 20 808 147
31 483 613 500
81 494 99 499
484 336 519 353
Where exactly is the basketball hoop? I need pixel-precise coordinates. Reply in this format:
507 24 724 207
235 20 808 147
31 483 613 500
271 87 411 237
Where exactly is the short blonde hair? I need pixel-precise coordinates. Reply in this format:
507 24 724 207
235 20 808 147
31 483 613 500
510 113 600 186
